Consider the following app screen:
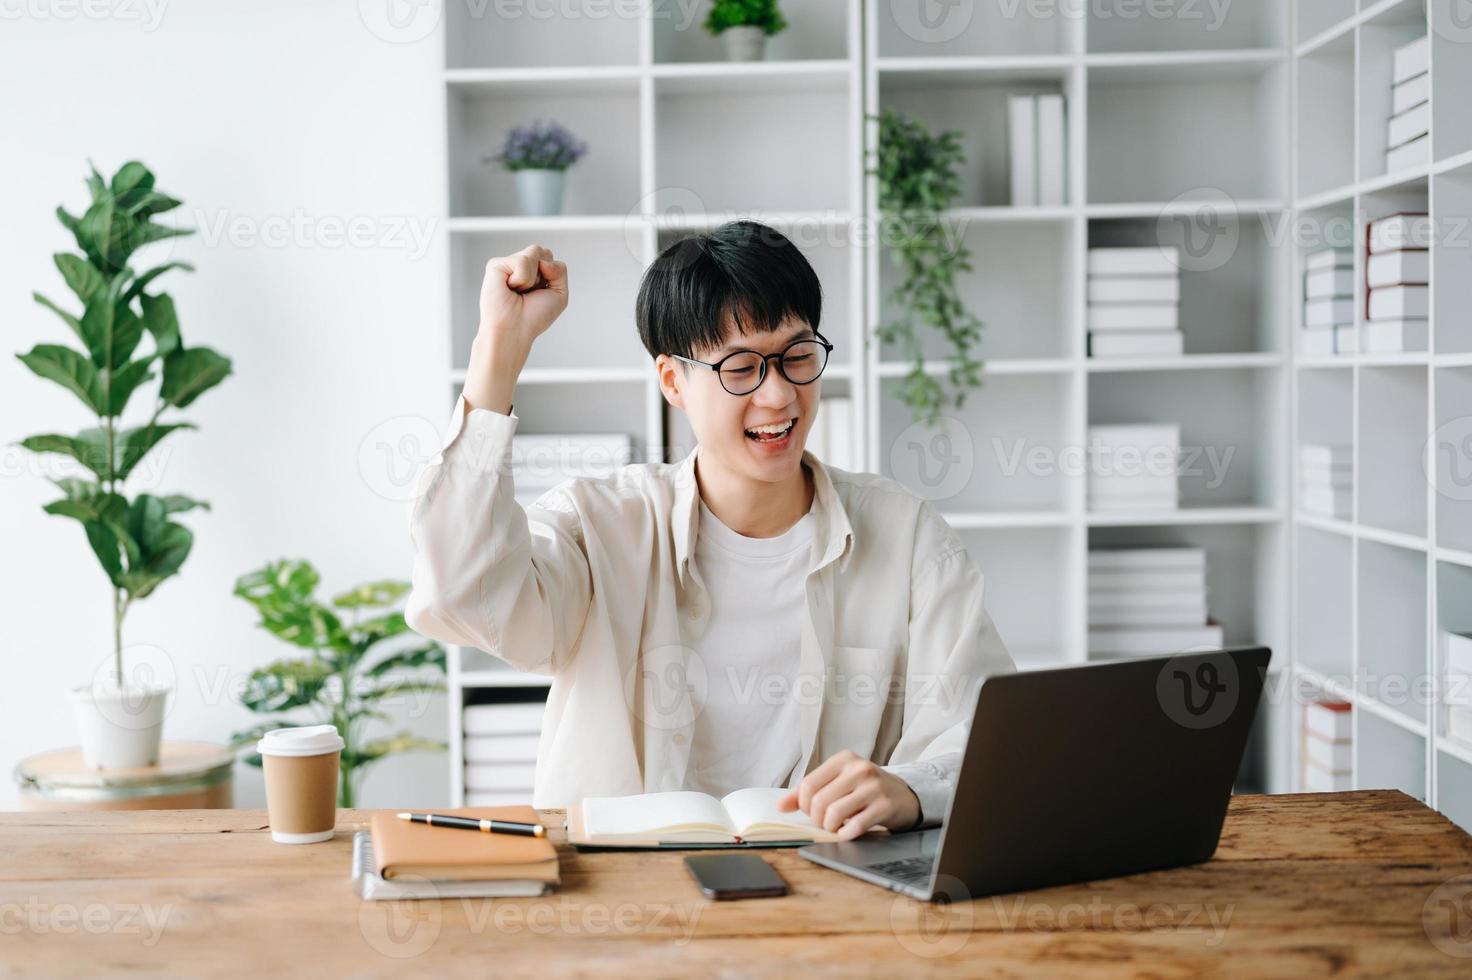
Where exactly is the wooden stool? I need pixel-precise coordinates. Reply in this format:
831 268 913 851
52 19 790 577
15 742 235 811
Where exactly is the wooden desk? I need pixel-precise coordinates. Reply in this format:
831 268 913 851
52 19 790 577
3 791 1471 977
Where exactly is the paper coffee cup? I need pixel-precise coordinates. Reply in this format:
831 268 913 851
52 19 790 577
258 725 344 844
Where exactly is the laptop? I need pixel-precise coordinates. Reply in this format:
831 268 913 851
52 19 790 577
799 646 1271 902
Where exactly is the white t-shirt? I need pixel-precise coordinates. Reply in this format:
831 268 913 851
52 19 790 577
683 497 817 797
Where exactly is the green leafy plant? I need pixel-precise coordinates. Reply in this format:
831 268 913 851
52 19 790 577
704 0 787 35
17 161 232 683
868 108 985 423
230 560 447 808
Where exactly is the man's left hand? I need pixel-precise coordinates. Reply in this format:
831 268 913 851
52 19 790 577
776 750 920 841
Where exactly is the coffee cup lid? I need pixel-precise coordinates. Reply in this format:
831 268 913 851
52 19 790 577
257 724 345 758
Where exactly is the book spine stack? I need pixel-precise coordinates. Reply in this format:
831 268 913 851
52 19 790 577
1087 547 1223 658
1087 423 1181 512
1386 35 1431 173
1008 93 1068 207
463 702 545 806
1086 248 1183 358
1302 700 1352 793
1299 443 1352 520
806 396 857 471
1301 248 1354 356
1444 631 1472 750
510 432 636 506
1365 213 1432 354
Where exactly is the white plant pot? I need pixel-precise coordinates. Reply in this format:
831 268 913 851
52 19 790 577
70 682 170 769
722 25 767 62
514 168 566 216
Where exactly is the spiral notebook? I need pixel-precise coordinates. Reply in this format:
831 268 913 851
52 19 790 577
565 788 861 850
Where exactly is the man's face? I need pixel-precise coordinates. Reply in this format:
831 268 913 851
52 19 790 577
660 316 822 485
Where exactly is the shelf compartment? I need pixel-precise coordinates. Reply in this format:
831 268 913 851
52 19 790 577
460 375 650 445
653 78 852 214
1087 62 1286 204
1435 368 1472 551
450 230 648 373
1295 30 1355 200
1296 0 1356 48
447 78 640 219
1358 364 1429 538
652 0 851 63
1432 3 1472 162
446 3 639 69
657 223 855 368
1089 521 1284 652
878 373 1072 514
878 217 1077 362
1433 170 1472 353
1087 0 1285 53
1089 368 1283 510
1358 539 1430 726
1356 709 1427 800
1435 560 1472 760
1357 4 1429 185
874 0 1072 58
958 526 1077 670
1436 750 1472 834
877 65 1078 209
1297 523 1354 678
1088 215 1285 355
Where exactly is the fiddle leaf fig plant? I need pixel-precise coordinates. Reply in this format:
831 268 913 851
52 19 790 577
18 161 232 684
868 108 985 423
230 559 448 808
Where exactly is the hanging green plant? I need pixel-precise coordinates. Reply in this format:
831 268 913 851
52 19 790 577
867 107 984 424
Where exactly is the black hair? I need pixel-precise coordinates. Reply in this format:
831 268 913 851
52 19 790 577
635 220 822 362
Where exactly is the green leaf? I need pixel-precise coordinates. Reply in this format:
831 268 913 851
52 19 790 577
19 431 111 479
56 205 81 237
84 520 126 585
42 479 127 525
110 161 154 201
241 658 334 713
16 345 104 414
332 580 411 610
159 494 209 515
126 262 193 304
138 292 181 356
103 357 155 416
116 496 193 599
161 346 231 408
125 192 183 220
365 643 447 677
77 197 116 270
115 422 195 482
356 612 408 646
234 560 350 652
32 293 85 347
54 253 107 305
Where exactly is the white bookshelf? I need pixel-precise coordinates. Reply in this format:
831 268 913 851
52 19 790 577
432 2 1472 824
1287 0 1472 832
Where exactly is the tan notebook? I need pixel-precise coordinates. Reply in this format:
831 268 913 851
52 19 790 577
369 806 559 882
566 788 852 848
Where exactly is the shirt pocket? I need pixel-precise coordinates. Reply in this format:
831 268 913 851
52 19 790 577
825 644 900 760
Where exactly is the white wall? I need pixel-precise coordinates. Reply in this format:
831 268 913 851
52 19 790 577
0 2 452 809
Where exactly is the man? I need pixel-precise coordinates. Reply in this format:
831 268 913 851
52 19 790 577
406 221 1014 840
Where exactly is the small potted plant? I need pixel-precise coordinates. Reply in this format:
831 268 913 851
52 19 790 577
230 560 447 808
705 0 788 61
488 119 588 217
18 161 233 768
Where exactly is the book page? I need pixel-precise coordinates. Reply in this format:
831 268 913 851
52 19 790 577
720 787 823 840
582 791 734 838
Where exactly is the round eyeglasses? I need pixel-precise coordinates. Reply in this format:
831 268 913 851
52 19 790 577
669 332 834 396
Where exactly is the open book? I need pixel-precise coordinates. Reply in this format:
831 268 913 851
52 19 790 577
567 788 848 848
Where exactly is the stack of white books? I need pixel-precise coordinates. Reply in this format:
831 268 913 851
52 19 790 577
510 432 636 506
1086 247 1183 358
1087 548 1223 658
805 396 858 471
1302 699 1352 793
1444 631 1472 750
1299 444 1352 520
1301 248 1354 356
1008 93 1068 207
463 701 544 806
1386 35 1431 173
1087 424 1181 512
1366 213 1432 354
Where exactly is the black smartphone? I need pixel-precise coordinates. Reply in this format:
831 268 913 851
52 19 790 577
684 853 789 900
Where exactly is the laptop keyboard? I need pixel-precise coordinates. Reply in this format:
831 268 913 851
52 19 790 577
866 856 933 885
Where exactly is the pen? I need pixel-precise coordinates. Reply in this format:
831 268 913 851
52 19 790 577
396 811 546 838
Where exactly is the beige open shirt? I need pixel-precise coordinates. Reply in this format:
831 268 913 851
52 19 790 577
406 396 1016 824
